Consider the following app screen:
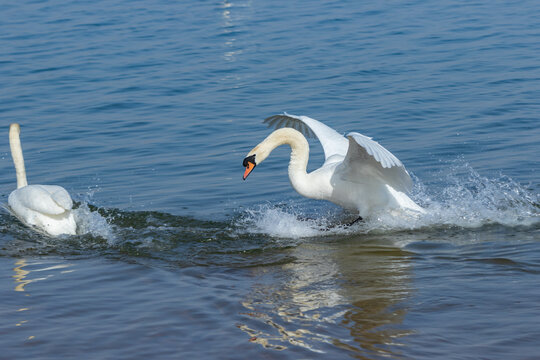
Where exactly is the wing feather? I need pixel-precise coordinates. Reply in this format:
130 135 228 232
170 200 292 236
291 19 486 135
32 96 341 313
10 185 73 215
337 132 413 192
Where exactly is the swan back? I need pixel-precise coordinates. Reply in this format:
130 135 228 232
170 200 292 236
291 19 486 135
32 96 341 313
8 189 76 236
9 185 73 215
9 123 28 189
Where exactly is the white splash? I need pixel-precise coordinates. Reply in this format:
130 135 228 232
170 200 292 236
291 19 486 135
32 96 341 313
237 162 539 238
73 203 117 244
408 162 539 229
237 205 355 239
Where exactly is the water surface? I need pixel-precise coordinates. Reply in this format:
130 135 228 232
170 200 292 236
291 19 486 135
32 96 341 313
1 0 539 359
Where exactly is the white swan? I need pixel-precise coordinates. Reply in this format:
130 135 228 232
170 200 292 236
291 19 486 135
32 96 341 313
7 123 77 236
242 113 425 219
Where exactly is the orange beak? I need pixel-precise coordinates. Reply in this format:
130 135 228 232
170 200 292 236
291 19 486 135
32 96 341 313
243 161 256 180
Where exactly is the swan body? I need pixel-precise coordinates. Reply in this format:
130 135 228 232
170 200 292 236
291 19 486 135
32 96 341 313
7 123 76 236
242 114 425 218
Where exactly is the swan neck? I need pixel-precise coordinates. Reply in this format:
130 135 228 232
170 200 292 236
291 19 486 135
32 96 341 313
251 128 318 199
9 124 28 188
275 130 312 196
265 129 309 175
287 138 309 176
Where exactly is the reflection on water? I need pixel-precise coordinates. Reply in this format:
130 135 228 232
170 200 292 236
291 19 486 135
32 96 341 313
13 259 31 292
12 258 34 341
12 259 74 292
337 243 414 358
239 237 414 357
11 258 75 341
220 0 251 63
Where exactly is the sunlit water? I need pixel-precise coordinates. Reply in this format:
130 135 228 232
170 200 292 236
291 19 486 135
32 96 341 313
1 0 539 359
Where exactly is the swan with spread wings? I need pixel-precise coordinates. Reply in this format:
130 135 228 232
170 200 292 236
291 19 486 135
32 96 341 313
242 113 424 219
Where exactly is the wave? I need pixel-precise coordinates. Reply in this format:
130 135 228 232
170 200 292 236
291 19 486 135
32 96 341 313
0 162 537 257
235 162 539 238
411 161 539 228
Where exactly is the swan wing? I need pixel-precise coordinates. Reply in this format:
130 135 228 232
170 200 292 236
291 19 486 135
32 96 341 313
264 113 349 162
10 185 73 215
336 132 413 192
48 185 74 211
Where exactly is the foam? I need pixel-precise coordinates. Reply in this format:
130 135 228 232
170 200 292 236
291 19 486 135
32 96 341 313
73 202 117 244
235 162 539 238
236 205 355 239
411 162 539 229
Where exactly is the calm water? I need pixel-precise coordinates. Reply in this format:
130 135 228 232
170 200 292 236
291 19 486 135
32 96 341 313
1 0 539 358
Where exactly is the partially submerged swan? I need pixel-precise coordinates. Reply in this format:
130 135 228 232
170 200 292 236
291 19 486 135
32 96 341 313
8 123 76 236
242 113 425 219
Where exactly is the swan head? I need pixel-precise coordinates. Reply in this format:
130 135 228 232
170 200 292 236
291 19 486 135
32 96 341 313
242 154 257 180
242 136 277 180
242 128 307 180
242 132 278 180
242 133 277 180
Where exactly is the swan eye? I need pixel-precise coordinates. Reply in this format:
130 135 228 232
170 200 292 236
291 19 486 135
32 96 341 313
243 154 256 167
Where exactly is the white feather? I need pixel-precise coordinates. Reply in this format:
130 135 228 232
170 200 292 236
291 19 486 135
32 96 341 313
247 114 425 218
7 123 77 236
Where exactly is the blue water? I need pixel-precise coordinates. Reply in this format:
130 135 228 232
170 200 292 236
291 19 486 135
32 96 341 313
1 0 539 358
